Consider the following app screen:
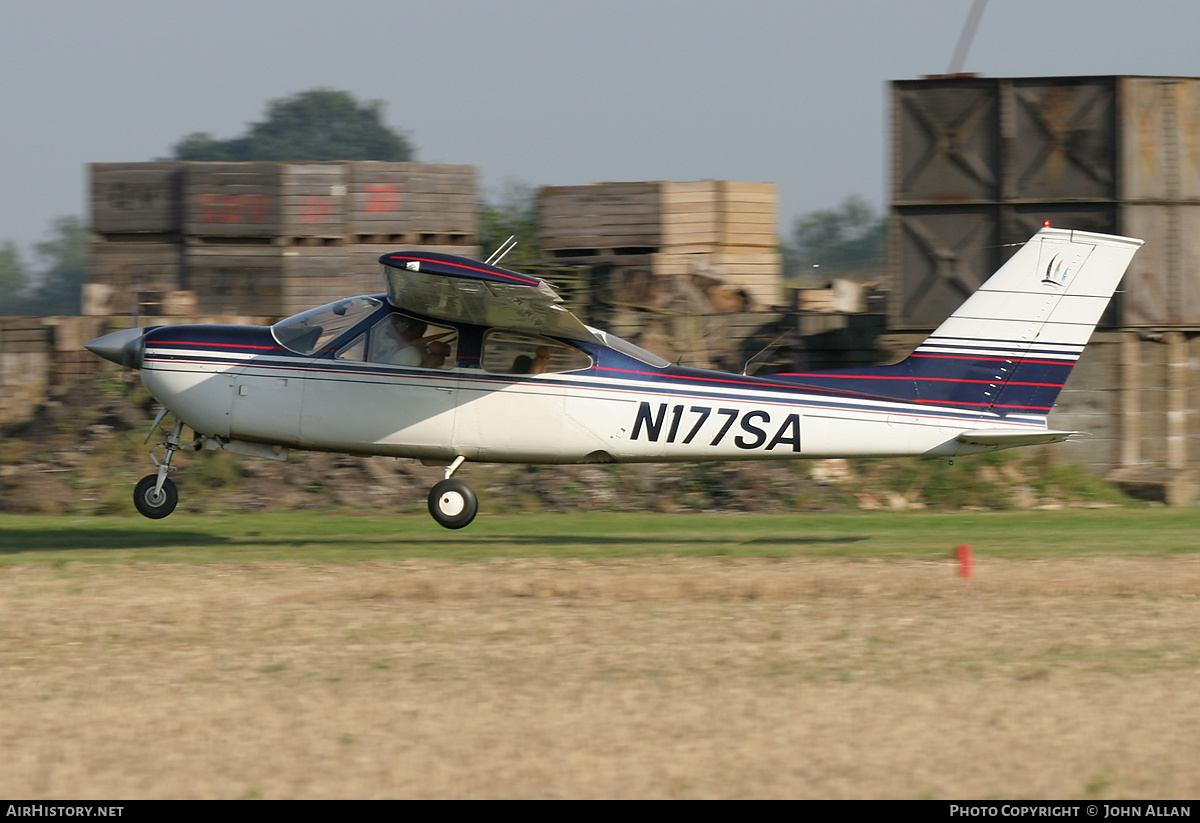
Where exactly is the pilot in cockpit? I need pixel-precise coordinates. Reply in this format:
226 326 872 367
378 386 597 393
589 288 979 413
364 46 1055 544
373 315 453 367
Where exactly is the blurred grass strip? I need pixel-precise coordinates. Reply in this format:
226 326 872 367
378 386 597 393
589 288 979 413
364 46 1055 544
1 508 1197 563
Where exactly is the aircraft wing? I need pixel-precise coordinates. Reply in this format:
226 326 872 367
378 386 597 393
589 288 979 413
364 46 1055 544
379 251 602 344
955 429 1079 448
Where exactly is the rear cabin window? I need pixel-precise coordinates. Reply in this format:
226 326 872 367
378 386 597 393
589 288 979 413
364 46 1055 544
480 330 591 374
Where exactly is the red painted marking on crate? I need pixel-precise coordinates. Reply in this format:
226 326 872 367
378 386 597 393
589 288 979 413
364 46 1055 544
196 194 273 223
298 195 335 223
365 185 402 212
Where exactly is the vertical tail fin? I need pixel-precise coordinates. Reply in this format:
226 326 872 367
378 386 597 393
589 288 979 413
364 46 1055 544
908 227 1142 419
775 228 1143 420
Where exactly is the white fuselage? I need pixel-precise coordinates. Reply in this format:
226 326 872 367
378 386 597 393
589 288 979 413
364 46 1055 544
141 339 1018 466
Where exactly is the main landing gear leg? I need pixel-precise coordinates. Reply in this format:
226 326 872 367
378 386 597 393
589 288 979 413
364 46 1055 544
134 418 183 519
427 456 478 530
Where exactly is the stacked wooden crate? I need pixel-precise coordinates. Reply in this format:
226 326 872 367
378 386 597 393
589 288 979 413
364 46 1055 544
341 162 480 302
184 163 346 315
539 181 781 366
540 180 781 309
347 162 477 244
186 163 347 241
185 162 478 315
89 162 478 318
88 163 187 317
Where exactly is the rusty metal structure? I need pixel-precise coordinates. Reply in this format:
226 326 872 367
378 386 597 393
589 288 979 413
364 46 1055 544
892 75 1200 330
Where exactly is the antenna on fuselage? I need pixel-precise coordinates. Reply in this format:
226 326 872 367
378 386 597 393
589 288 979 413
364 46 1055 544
740 331 794 376
485 235 518 266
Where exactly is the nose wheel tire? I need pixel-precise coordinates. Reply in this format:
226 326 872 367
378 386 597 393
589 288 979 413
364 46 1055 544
428 478 478 529
134 475 178 519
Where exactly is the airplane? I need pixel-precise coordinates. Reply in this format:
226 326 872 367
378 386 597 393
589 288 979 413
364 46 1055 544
85 226 1143 529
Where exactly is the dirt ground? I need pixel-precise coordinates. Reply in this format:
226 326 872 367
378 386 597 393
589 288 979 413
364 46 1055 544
2 556 1199 799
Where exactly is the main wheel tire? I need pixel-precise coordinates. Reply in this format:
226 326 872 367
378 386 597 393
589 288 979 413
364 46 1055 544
428 478 478 530
134 475 178 519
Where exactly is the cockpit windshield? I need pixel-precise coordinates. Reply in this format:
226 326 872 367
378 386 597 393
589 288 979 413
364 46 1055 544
271 296 382 355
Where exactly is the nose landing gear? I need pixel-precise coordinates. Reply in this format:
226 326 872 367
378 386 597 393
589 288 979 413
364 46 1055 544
134 415 185 519
134 474 178 519
134 412 209 520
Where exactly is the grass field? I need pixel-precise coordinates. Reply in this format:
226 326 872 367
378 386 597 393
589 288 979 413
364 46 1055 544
4 507 1200 561
2 509 1199 798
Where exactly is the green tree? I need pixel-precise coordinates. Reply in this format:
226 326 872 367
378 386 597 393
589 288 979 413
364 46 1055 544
170 132 241 162
782 196 886 285
169 89 414 162
478 182 541 266
0 241 28 314
22 217 90 316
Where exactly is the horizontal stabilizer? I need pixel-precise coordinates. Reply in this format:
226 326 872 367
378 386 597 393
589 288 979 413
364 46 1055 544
955 429 1079 448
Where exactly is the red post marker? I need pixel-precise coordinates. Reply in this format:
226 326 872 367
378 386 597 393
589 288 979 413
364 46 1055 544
957 544 973 578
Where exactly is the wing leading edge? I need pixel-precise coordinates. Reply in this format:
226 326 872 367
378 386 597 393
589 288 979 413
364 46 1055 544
379 252 602 344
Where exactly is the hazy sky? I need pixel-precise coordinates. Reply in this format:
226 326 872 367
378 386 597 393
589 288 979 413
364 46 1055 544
3 0 1199 258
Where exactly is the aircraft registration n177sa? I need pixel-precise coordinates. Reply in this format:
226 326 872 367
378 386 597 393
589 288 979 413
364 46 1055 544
86 226 1142 529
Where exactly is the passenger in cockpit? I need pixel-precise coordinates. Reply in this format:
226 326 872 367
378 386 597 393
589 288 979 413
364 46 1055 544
422 339 452 369
530 345 550 374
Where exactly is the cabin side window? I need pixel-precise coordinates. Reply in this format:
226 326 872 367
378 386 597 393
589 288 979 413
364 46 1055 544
480 330 591 374
334 334 366 362
336 313 457 369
